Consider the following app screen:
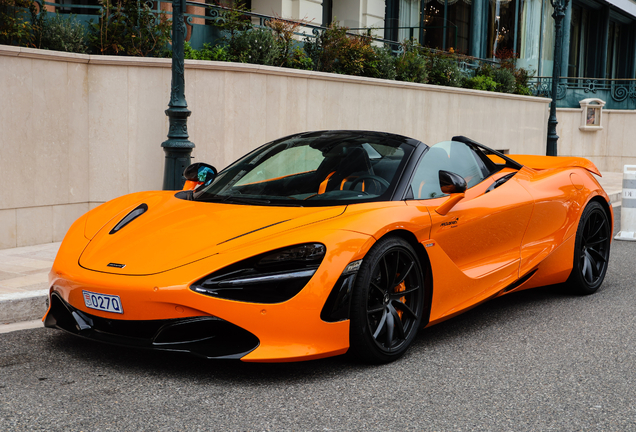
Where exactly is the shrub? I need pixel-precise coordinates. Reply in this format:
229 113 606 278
474 61 532 95
368 45 397 80
0 0 37 46
306 22 376 76
206 44 230 62
493 67 516 93
512 66 534 95
229 28 280 65
34 13 88 53
287 46 314 70
184 41 229 61
88 0 171 57
464 75 498 92
395 39 427 83
183 41 199 59
426 51 465 87
266 15 302 67
497 58 535 95
213 0 252 44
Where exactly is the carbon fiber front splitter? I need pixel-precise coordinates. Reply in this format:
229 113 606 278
44 292 260 360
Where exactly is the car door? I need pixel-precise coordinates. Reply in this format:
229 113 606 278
407 141 534 316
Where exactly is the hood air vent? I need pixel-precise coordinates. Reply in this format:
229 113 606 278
109 204 148 235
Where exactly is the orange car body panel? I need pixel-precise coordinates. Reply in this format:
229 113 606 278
46 155 612 362
507 154 602 176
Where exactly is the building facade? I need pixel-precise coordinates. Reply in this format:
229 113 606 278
245 0 636 82
50 0 636 84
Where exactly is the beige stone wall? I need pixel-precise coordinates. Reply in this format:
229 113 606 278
0 45 550 249
556 107 636 172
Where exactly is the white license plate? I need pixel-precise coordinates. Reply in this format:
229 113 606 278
82 290 124 314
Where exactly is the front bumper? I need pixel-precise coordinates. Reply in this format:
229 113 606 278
45 229 373 362
45 293 260 359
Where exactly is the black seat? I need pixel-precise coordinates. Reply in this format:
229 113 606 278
325 146 373 192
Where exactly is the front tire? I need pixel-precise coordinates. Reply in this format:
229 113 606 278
349 237 426 363
567 200 611 295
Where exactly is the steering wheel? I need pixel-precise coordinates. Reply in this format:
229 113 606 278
348 175 390 194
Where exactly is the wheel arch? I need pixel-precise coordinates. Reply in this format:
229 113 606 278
376 229 433 327
565 195 612 294
588 195 613 237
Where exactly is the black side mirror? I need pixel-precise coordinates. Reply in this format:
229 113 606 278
184 163 217 186
439 170 467 194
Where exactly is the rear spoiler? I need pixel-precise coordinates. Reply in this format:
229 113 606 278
505 155 601 176
451 136 602 177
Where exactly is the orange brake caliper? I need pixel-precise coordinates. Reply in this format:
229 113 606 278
395 279 406 319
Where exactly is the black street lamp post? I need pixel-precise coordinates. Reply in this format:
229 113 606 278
546 0 569 156
162 0 194 190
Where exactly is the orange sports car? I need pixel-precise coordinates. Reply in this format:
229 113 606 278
44 130 613 363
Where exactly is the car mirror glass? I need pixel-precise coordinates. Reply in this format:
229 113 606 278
439 170 467 194
184 163 217 186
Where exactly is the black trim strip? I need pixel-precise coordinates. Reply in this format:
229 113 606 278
217 219 291 245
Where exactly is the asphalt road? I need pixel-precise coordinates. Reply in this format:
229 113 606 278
1 208 635 431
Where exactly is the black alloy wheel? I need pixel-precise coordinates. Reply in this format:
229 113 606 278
349 237 426 363
567 200 611 295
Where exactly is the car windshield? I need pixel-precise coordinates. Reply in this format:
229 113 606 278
191 131 415 206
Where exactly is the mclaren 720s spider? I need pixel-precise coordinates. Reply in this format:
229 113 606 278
44 130 613 363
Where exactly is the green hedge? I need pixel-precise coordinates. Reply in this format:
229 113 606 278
183 19 534 96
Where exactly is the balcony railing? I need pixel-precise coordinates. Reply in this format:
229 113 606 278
37 1 466 55
529 77 636 110
38 0 405 51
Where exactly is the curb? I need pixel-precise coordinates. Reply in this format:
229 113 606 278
0 290 48 324
608 191 622 207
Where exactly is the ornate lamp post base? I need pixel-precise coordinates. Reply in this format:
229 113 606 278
162 0 194 190
162 106 194 190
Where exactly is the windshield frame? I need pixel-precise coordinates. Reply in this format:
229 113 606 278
188 131 423 207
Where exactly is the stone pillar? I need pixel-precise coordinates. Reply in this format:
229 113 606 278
253 0 323 21
598 6 610 78
470 0 484 58
630 27 636 78
332 0 361 28
560 0 572 79
186 0 207 42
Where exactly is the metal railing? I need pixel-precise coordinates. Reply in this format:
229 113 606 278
37 1 463 53
529 76 636 109
29 1 519 84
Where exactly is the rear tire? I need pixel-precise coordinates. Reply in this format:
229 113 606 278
349 237 426 363
566 200 611 295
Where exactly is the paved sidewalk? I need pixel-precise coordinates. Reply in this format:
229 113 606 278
598 171 624 206
0 171 626 328
0 242 60 325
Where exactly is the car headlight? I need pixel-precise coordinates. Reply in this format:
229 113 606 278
190 243 326 303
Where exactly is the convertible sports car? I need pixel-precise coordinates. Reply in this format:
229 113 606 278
44 130 613 363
